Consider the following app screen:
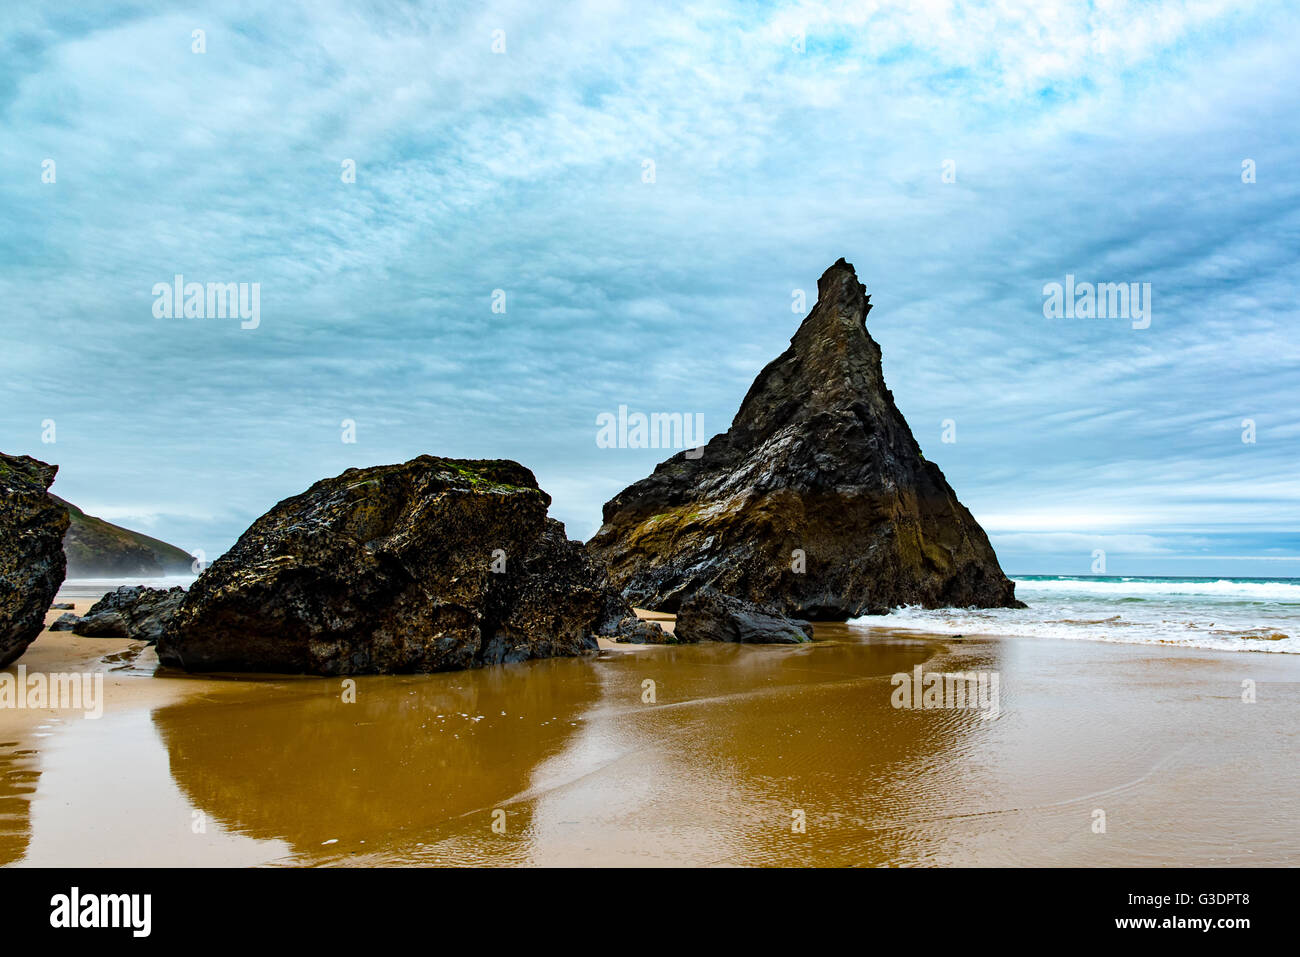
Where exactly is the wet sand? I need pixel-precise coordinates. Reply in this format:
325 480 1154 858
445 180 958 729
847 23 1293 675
3 601 1298 867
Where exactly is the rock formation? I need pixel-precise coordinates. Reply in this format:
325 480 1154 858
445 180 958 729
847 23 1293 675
588 258 1023 618
674 588 813 644
0 453 69 667
158 456 640 675
73 585 187 644
612 616 673 644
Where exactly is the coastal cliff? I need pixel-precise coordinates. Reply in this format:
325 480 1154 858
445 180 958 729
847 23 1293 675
53 496 193 577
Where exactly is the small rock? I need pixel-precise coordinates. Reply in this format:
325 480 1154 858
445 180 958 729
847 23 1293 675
674 587 813 645
49 612 81 631
51 602 75 610
73 585 186 644
613 616 674 644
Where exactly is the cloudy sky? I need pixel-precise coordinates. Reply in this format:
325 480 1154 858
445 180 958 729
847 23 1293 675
2 0 1297 577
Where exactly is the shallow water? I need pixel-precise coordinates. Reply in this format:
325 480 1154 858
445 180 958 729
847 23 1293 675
4 624 1298 867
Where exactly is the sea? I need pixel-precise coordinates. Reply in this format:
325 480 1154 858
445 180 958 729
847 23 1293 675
853 575 1300 653
58 574 1300 654
58 574 198 598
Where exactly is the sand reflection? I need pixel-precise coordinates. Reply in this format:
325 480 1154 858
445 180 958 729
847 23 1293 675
0 739 39 865
152 658 605 863
153 634 976 865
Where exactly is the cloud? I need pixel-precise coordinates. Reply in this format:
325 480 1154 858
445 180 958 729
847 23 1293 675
0 0 1296 575
989 532 1181 555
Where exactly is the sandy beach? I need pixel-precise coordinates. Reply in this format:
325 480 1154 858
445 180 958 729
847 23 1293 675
3 595 1297 868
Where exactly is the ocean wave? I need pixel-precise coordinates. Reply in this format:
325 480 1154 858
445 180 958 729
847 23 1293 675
851 589 1300 654
58 574 198 597
1012 577 1300 602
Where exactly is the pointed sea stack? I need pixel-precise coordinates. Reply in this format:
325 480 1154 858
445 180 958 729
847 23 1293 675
587 259 1023 618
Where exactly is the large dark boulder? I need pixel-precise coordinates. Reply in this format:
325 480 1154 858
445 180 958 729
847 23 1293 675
73 585 186 644
674 588 813 644
158 456 636 675
0 453 69 667
588 258 1024 618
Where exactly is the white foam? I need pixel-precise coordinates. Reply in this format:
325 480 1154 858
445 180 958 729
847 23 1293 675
58 575 198 597
850 577 1300 653
1013 577 1300 602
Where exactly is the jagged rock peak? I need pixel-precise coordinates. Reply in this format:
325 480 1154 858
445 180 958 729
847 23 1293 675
587 259 1022 618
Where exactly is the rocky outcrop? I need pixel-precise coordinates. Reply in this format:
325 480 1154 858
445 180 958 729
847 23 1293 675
0 453 69 667
158 456 639 675
73 585 186 644
674 588 813 644
53 496 193 577
588 258 1023 618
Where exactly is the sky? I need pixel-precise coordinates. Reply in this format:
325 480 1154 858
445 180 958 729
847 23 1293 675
1 0 1297 578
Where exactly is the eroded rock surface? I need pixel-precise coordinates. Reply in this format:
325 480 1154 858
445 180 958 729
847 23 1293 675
0 453 69 667
159 456 637 675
